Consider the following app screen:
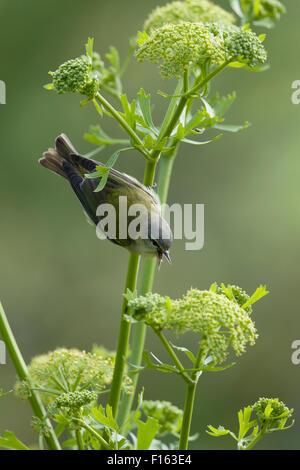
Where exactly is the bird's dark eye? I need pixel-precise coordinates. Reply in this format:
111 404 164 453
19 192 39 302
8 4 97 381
151 239 160 249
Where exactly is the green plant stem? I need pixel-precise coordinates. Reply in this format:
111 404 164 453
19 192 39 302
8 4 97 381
241 425 266 450
75 429 85 450
0 301 61 450
109 159 158 417
117 149 177 432
179 383 197 450
95 92 152 160
178 341 207 450
115 62 230 429
108 253 140 417
75 419 113 450
154 330 192 385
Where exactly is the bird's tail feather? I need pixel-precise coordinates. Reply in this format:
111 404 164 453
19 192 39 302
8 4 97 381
39 134 79 179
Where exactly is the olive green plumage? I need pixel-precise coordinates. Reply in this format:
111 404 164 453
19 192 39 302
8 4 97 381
39 134 172 264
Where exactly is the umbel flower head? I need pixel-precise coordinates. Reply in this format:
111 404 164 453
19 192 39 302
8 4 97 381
136 22 267 79
144 0 235 32
136 22 225 79
48 390 98 415
125 287 259 363
46 39 101 98
142 400 183 436
15 347 131 404
252 398 294 431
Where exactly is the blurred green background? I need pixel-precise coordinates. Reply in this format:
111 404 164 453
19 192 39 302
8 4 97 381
0 0 299 450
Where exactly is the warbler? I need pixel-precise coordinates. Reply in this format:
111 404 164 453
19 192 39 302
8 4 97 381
39 134 172 265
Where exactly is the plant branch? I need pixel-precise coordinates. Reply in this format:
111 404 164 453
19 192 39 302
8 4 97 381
0 301 61 450
95 92 153 161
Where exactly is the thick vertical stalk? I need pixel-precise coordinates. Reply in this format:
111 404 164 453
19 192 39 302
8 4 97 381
179 340 207 449
0 301 61 450
178 383 197 450
117 151 176 430
108 253 140 416
109 160 157 416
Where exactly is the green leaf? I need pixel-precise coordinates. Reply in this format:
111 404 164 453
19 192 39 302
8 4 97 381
137 417 160 450
44 83 54 90
213 92 236 118
84 124 129 146
170 344 196 363
138 88 155 130
242 285 269 310
176 123 185 140
137 31 149 46
93 98 103 116
106 46 120 73
85 37 94 61
213 122 249 133
238 406 253 440
142 351 179 374
120 94 136 129
91 404 119 432
0 431 29 450
85 147 133 192
181 134 222 146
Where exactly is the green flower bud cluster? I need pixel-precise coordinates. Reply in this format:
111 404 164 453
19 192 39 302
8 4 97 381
225 28 267 67
15 348 131 404
207 23 267 67
136 21 267 78
49 390 97 415
252 398 293 430
142 400 183 436
49 56 100 98
144 0 235 33
125 288 257 363
243 0 286 21
136 22 226 79
213 283 252 313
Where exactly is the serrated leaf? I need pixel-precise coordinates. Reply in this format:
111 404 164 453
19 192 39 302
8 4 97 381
137 417 160 450
213 92 236 118
242 285 269 310
91 404 119 432
106 46 120 72
137 31 149 46
206 425 230 437
85 37 94 60
0 431 29 450
138 88 155 130
84 124 129 146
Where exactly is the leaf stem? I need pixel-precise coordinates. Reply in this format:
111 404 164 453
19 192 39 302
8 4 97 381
0 301 61 450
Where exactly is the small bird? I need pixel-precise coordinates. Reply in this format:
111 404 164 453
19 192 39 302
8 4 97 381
39 134 172 265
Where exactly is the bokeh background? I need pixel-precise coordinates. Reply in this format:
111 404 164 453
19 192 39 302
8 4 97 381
0 0 299 450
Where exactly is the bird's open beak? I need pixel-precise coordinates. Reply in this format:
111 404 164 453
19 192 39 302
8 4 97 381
164 250 172 264
157 250 171 269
